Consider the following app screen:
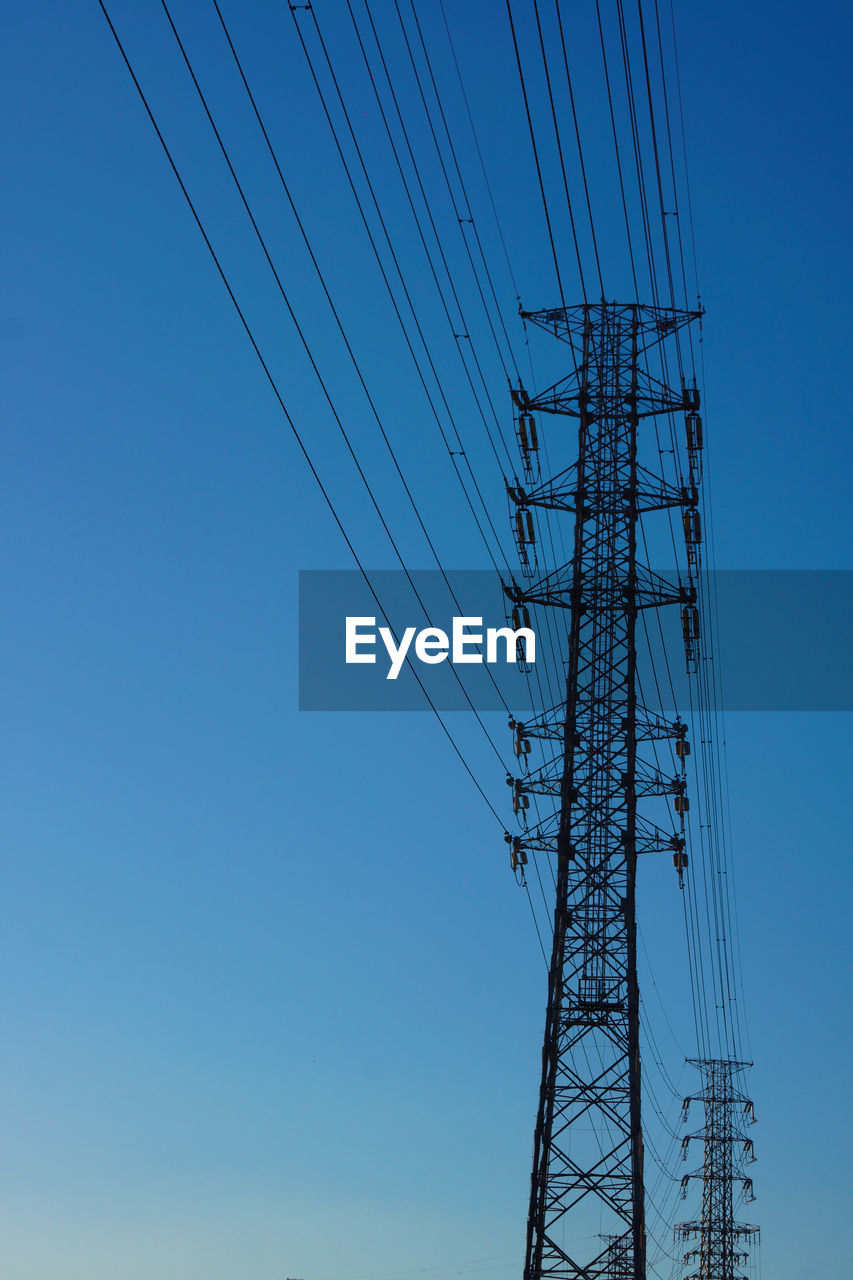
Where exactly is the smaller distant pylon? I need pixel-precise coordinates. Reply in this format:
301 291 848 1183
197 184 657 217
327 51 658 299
675 1058 759 1280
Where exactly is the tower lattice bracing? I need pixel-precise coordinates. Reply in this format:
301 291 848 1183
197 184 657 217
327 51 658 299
505 302 702 1280
676 1059 758 1280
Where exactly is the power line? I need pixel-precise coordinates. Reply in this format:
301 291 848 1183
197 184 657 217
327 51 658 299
503 0 572 337
553 0 605 296
97 0 505 828
157 0 514 772
207 0 518 726
529 0 590 301
296 3 575 724
348 0 516 475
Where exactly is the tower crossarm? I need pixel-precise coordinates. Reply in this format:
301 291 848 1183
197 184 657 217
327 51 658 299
507 462 694 518
503 567 573 611
508 465 579 514
635 708 688 745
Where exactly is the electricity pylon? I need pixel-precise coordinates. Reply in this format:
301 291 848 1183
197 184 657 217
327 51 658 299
599 1233 632 1280
676 1059 759 1280
504 301 703 1280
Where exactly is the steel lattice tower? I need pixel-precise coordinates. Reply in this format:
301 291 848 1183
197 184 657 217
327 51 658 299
599 1234 632 1280
505 301 702 1280
676 1060 758 1280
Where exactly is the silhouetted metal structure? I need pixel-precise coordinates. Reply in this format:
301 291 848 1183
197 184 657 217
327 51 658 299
505 301 703 1280
600 1234 632 1280
676 1059 759 1280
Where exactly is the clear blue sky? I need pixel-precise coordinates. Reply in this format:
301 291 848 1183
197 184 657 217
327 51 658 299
0 2 850 1278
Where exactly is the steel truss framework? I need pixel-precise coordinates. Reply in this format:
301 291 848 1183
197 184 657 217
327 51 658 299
599 1234 632 1280
676 1059 758 1280
509 302 702 1280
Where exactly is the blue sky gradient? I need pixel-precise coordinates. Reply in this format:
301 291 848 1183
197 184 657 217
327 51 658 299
1 2 851 1278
